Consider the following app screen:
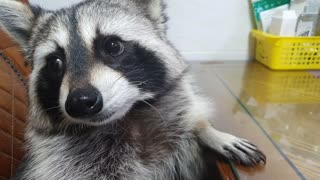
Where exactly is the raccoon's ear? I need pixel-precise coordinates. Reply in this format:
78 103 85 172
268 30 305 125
139 0 168 34
0 0 38 49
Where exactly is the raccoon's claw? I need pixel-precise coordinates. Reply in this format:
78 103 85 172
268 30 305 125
198 127 266 167
222 139 266 167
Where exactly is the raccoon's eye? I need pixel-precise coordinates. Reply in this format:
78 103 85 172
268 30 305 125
46 55 64 77
104 38 124 57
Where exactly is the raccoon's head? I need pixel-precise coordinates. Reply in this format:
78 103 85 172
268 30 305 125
0 0 186 128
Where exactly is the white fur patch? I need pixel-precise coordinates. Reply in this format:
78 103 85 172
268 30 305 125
148 0 162 20
51 22 70 48
59 74 70 118
78 13 97 48
89 64 154 124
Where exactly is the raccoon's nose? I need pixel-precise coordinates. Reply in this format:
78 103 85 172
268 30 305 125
65 87 103 118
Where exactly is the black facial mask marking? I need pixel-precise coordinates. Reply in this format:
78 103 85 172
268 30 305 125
36 46 66 125
94 34 167 94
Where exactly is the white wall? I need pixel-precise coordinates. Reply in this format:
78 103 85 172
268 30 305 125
166 0 254 61
29 0 254 61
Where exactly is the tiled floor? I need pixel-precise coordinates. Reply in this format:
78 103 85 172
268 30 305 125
192 62 320 180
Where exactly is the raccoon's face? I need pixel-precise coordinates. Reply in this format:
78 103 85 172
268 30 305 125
0 0 186 126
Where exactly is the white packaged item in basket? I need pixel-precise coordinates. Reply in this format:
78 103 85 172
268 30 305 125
290 0 308 16
296 13 318 36
251 0 290 32
269 10 298 36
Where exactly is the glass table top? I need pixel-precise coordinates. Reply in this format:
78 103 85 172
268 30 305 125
191 61 320 180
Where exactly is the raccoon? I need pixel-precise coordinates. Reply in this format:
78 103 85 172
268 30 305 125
0 0 266 179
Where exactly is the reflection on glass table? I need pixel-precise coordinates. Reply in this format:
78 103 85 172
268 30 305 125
215 62 320 180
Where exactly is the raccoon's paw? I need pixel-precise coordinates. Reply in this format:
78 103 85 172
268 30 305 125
198 126 266 167
220 137 266 167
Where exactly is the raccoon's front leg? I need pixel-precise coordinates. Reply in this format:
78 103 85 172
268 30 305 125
195 120 266 166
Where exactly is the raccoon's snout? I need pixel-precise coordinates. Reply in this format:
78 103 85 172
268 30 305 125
65 87 103 118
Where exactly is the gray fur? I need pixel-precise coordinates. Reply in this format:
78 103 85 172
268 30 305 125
0 0 266 179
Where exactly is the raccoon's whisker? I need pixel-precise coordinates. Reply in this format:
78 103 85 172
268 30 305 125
110 72 127 88
141 100 164 121
130 80 149 86
122 66 143 73
39 106 60 113
100 68 148 94
120 68 145 76
110 68 143 88
98 87 125 101
38 96 60 100
58 117 85 135
59 118 70 134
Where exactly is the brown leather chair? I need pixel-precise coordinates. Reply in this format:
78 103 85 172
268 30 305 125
0 1 30 176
